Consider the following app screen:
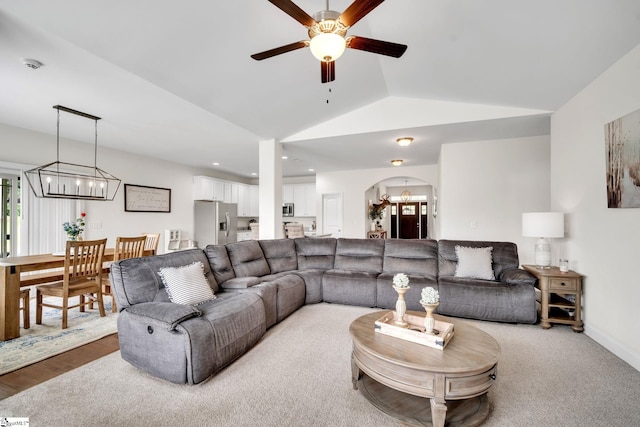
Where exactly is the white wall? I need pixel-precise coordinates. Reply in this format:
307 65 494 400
551 43 640 370
439 135 551 263
316 165 438 238
0 123 230 253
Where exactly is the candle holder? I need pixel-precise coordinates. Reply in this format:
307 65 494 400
420 301 440 334
392 285 410 328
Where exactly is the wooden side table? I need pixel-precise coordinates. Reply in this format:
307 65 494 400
522 265 584 332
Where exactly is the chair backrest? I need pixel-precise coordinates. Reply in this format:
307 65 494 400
142 233 160 255
285 224 305 239
250 223 259 240
114 236 146 262
64 238 107 285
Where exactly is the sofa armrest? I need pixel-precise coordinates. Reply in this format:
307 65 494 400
500 268 537 286
124 302 201 331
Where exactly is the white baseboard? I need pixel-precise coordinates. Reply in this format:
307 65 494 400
585 324 640 372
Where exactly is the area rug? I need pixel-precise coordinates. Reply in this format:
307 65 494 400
0 297 117 375
1 303 639 426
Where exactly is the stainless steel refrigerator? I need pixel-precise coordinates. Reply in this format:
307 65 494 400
194 201 238 247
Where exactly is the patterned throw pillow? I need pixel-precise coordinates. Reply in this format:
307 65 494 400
158 261 216 306
454 246 495 280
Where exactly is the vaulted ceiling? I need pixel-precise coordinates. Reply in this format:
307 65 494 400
2 1 640 178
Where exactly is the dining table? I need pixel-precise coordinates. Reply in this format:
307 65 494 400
0 248 152 341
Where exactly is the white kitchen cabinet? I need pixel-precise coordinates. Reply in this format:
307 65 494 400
237 230 253 242
283 184 294 204
194 176 226 201
303 183 316 216
292 183 316 217
249 185 259 217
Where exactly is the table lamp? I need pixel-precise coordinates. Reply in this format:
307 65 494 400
522 212 564 268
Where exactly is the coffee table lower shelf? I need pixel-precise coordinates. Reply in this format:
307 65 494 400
357 374 490 427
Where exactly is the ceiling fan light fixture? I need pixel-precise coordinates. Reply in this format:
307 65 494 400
391 159 403 166
309 32 346 62
397 137 413 147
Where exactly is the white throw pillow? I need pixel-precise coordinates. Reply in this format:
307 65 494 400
454 246 495 280
158 261 216 306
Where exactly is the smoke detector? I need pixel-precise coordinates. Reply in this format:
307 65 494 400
22 58 43 69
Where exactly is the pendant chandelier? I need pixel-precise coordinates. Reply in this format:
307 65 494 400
400 180 411 202
25 105 121 201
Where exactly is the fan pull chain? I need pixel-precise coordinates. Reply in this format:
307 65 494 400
326 87 332 104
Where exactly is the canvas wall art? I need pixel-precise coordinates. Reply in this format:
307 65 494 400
605 108 640 208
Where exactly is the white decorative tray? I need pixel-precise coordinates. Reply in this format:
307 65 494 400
374 311 454 350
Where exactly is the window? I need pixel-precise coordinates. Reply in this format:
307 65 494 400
0 174 19 258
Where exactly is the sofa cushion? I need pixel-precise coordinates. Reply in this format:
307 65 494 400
272 275 306 322
334 238 384 273
295 238 337 270
322 270 378 307
382 239 438 279
205 245 236 285
226 241 270 277
110 249 218 309
291 269 324 304
259 239 298 273
219 276 265 289
438 276 537 323
454 245 495 280
158 261 216 306
438 240 520 280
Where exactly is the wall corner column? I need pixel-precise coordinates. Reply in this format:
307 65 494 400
258 139 283 239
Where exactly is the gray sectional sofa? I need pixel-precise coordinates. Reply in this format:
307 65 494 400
110 237 536 384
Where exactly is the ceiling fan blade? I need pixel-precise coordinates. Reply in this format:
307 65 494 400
347 36 407 58
321 61 335 83
251 41 308 60
268 0 316 27
340 0 385 27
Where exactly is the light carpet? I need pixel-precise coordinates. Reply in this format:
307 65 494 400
0 297 117 375
1 303 639 426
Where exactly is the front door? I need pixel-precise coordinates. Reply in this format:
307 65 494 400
398 202 419 239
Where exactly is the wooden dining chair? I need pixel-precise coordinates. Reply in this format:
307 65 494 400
36 238 107 329
250 223 259 240
103 236 146 312
142 233 160 255
285 224 305 239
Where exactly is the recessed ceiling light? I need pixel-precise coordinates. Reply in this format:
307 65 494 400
282 156 288 160
308 168 315 172
396 137 413 147
251 172 257 176
391 159 403 166
212 162 220 166
22 58 43 70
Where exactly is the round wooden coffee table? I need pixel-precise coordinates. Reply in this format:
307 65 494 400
350 311 500 427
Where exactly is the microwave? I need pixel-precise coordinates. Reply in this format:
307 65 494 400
283 203 294 217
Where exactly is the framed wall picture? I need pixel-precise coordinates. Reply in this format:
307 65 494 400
124 184 171 213
605 107 640 208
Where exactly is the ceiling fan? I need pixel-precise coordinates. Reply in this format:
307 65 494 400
251 0 407 83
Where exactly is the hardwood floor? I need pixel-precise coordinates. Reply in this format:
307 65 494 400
0 333 120 400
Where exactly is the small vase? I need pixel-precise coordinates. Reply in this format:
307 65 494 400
68 235 77 241
393 285 410 328
370 222 376 231
421 301 439 334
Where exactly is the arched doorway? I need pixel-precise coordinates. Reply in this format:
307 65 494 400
365 176 435 239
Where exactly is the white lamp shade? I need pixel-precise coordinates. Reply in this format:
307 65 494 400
522 212 564 238
309 33 346 62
